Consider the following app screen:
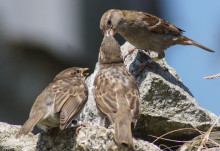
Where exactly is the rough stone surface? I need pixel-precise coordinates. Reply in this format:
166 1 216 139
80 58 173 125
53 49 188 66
0 42 219 150
122 42 220 146
80 42 220 149
75 126 161 151
0 122 161 151
0 122 38 151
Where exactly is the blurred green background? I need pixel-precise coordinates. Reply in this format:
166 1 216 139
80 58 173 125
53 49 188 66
0 0 219 126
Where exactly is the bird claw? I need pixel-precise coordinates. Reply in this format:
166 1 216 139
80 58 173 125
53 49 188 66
135 61 155 77
124 47 137 60
75 123 87 135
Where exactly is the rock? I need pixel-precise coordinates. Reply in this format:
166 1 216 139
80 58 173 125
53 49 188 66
0 42 219 150
0 122 161 151
122 42 220 149
80 42 220 149
75 126 161 151
0 122 38 151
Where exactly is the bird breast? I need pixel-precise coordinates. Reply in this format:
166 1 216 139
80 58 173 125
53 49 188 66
118 26 176 52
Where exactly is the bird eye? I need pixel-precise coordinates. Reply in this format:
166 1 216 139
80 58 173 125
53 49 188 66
76 70 80 73
107 19 112 25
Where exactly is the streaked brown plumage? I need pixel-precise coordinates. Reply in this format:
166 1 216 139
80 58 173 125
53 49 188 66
93 35 141 146
16 67 89 138
100 9 214 61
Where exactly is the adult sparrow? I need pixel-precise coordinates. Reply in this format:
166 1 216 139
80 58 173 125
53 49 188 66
93 35 141 146
16 67 89 138
100 9 214 63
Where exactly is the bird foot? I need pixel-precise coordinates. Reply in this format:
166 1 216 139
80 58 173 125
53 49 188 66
135 60 155 77
75 123 86 135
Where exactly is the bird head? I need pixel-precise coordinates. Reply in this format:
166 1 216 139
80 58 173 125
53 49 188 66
100 9 125 36
54 67 89 81
99 35 123 64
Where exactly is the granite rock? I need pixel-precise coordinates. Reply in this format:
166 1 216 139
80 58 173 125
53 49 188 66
1 42 219 150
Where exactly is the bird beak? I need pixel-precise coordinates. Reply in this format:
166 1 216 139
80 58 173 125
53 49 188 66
110 29 114 36
105 29 114 37
81 68 89 77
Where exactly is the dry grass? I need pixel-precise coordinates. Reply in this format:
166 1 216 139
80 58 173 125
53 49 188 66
204 73 220 79
150 116 220 151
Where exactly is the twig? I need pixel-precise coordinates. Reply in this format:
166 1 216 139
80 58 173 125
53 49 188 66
196 116 220 151
204 73 220 79
151 128 202 144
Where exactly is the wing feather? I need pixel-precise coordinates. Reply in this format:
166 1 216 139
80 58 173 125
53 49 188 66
93 66 140 123
123 10 184 35
60 93 87 130
52 78 88 128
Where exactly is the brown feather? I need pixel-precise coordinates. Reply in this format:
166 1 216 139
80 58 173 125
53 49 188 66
60 94 87 130
100 9 214 58
16 112 44 138
53 79 82 113
114 110 133 146
122 10 184 35
16 67 88 138
93 35 141 146
177 36 214 52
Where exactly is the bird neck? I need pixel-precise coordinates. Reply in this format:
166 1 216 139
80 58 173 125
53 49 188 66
99 49 123 64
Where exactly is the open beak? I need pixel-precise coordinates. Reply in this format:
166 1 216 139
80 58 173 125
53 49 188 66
105 29 114 37
81 68 89 77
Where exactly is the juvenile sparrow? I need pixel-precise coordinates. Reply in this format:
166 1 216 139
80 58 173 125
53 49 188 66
16 67 89 138
93 35 141 146
100 9 214 63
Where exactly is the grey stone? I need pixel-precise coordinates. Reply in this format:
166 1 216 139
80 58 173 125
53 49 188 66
75 126 161 151
0 122 38 151
0 123 162 151
80 42 220 149
0 42 219 150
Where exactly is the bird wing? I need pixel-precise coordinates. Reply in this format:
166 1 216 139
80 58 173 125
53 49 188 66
123 10 184 35
93 73 117 121
124 82 141 121
52 78 88 129
93 67 140 123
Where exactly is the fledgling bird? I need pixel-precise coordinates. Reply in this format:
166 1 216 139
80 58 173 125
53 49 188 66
16 67 89 138
93 35 141 146
100 9 214 63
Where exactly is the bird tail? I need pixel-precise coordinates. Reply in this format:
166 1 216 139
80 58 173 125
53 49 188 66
16 112 43 138
114 114 133 146
178 36 214 52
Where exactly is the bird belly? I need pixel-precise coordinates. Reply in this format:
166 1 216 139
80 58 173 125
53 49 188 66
37 112 60 131
120 30 174 52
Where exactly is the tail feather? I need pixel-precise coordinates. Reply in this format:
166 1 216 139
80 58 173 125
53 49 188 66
114 116 133 146
179 36 214 52
16 112 43 138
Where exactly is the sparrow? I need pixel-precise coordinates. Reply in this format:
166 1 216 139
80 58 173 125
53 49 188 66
93 35 141 146
100 9 214 63
16 67 89 138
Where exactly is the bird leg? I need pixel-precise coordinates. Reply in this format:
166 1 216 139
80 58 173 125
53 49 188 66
135 60 155 77
74 121 87 134
124 47 137 60
135 51 165 77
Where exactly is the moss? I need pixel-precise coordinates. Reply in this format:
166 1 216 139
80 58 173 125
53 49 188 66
145 78 186 105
